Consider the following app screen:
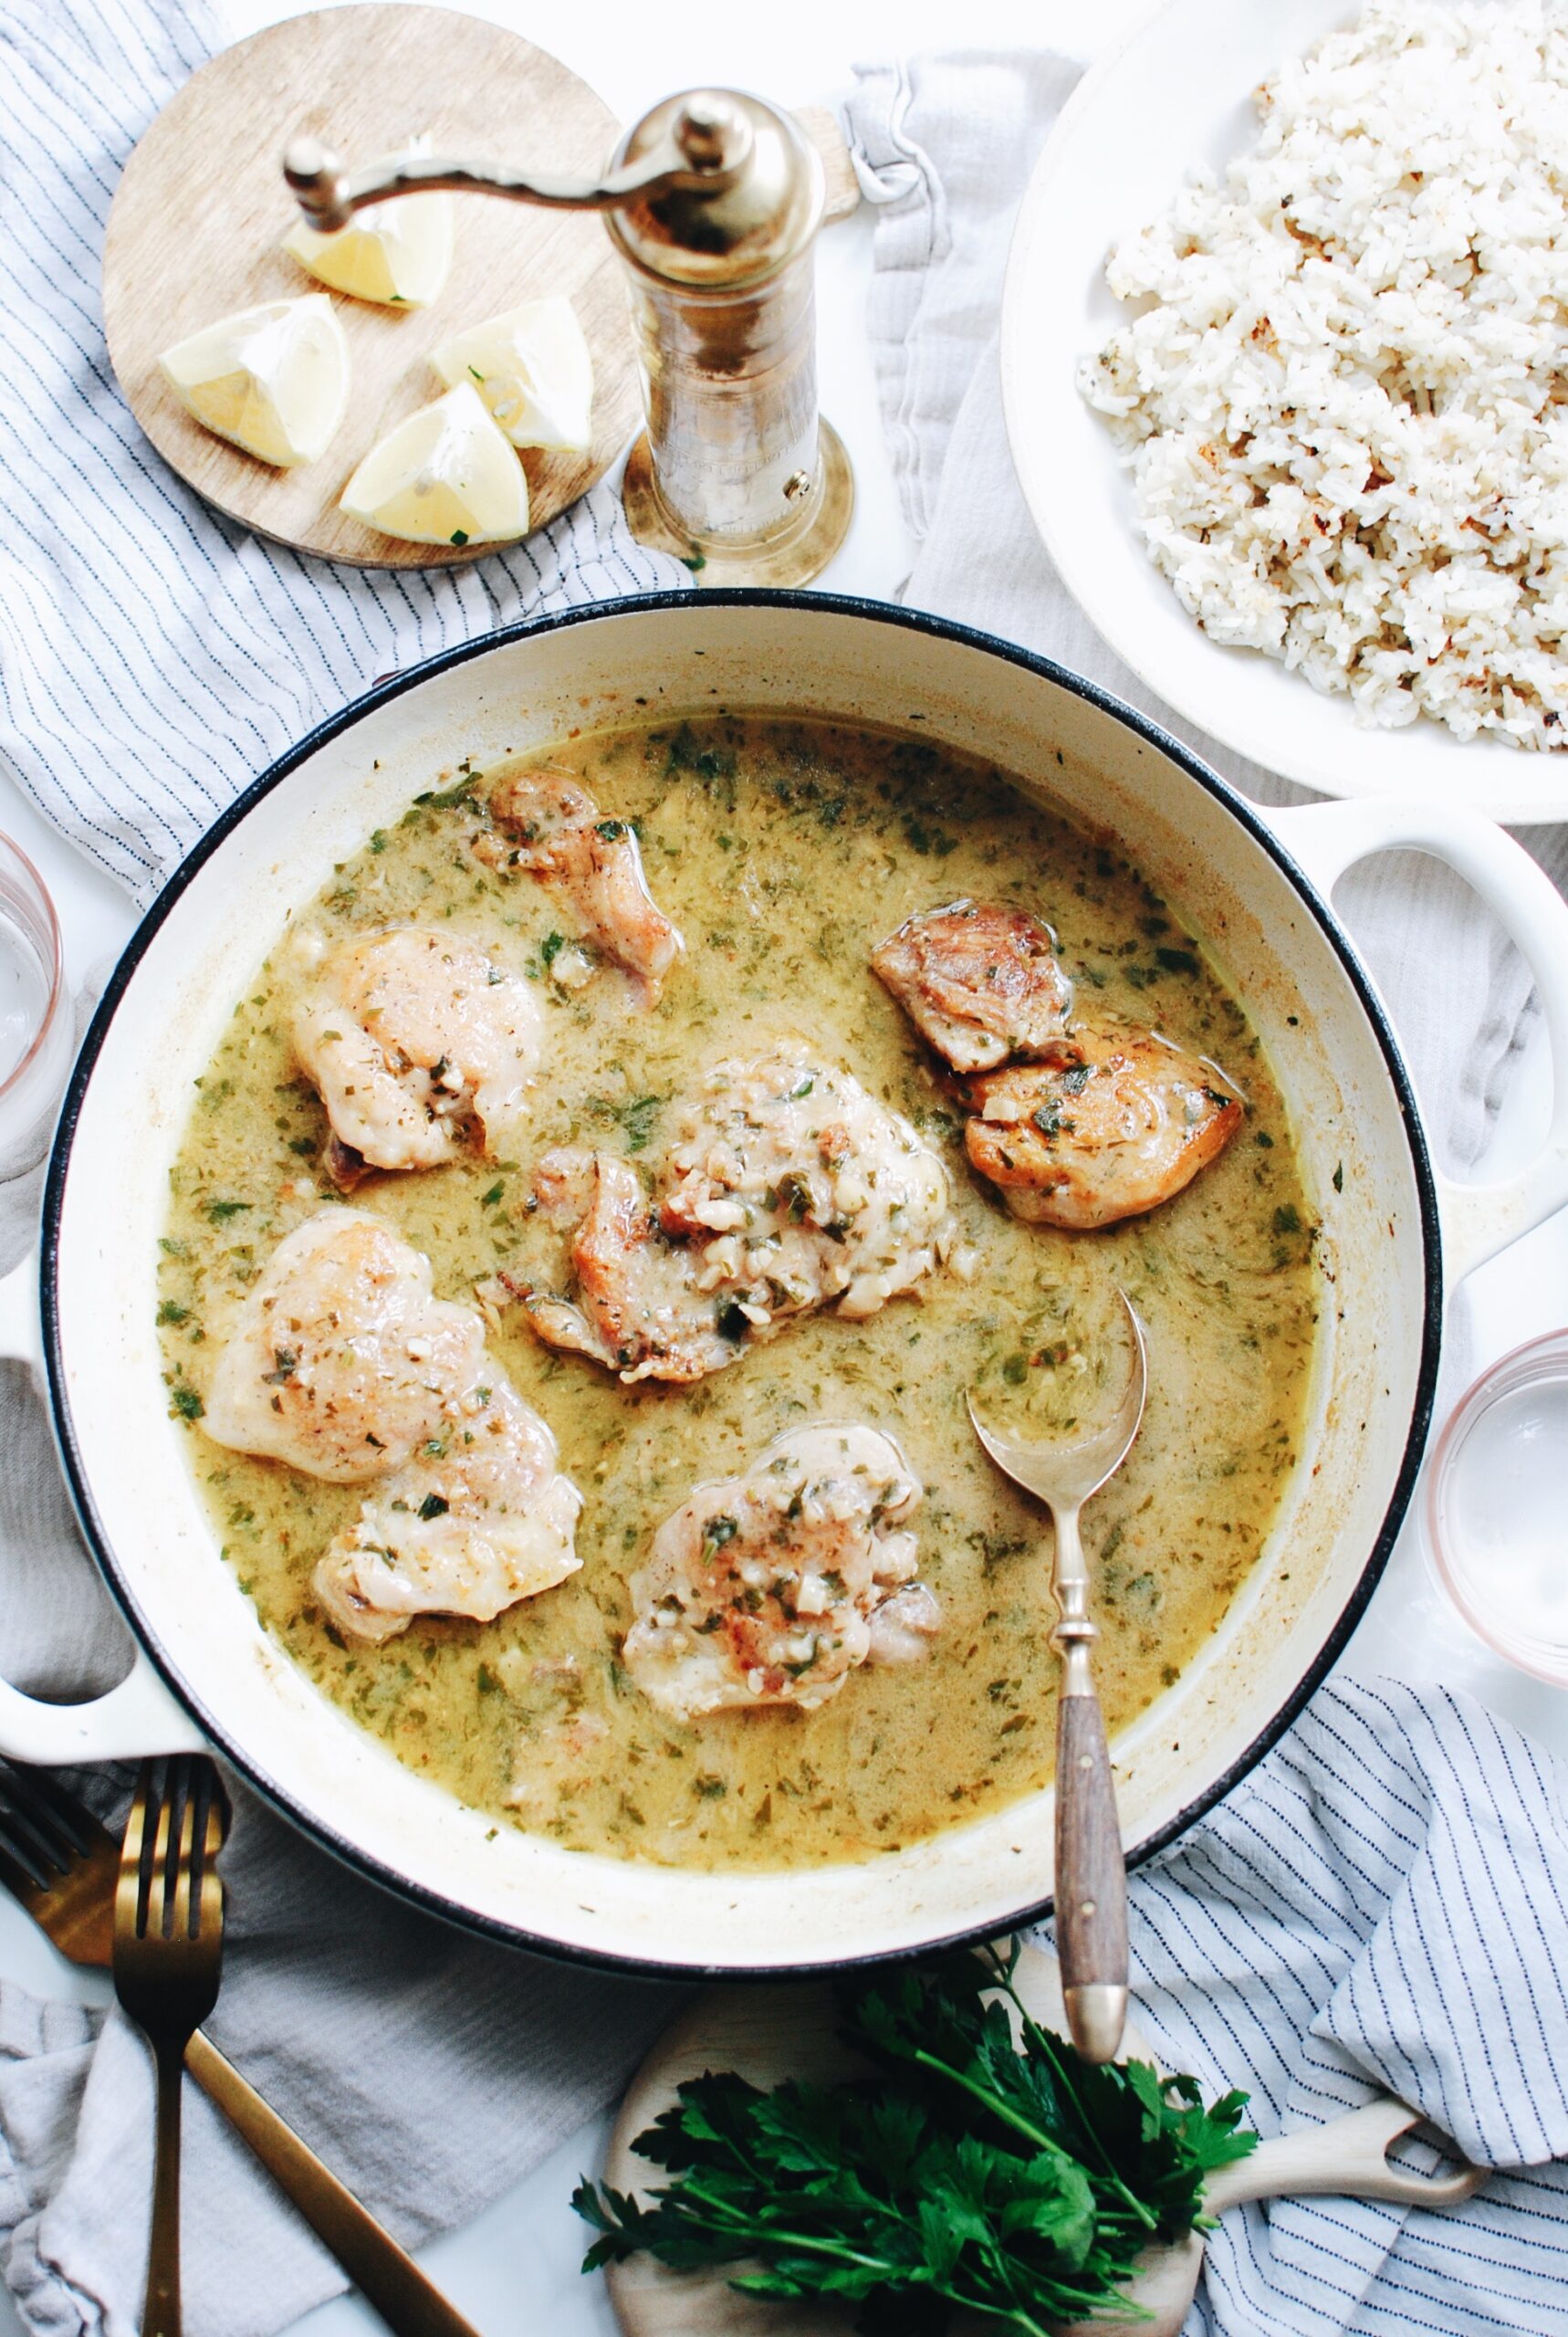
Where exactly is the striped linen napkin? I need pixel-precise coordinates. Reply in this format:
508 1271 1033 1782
1116 1678 1568 2334
843 49 1568 2335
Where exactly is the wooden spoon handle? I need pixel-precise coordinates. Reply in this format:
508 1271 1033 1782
1054 1688 1128 2063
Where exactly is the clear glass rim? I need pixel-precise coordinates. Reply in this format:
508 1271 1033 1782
0 831 65 1107
1424 1326 1568 1684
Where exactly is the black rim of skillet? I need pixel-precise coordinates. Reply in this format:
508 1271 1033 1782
40 588 1444 1982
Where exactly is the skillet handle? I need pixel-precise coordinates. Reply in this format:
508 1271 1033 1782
1259 798 1568 1285
0 1250 205 1763
0 1662 204 1765
1204 2095 1487 2214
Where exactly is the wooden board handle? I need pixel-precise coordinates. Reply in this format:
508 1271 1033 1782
1204 2095 1489 2214
1055 1692 1128 2062
793 106 861 223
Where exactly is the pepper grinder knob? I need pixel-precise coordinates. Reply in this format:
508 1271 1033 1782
672 96 751 174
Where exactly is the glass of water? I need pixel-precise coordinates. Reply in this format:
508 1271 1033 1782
1425 1327 1568 1686
0 833 69 1147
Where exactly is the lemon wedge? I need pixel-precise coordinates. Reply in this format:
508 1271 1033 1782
340 383 528 546
431 297 594 453
158 296 350 467
282 140 454 308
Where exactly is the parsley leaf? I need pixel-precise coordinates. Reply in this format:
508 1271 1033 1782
588 1091 665 1154
621 1095 663 1153
1155 945 1200 977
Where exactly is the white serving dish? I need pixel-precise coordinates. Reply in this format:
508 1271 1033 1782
1000 0 1568 824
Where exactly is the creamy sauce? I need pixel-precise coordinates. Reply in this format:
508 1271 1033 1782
158 718 1319 1870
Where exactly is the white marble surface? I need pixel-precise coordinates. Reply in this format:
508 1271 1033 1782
2 3 1564 2332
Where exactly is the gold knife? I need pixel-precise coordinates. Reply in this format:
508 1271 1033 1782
0 1760 483 2337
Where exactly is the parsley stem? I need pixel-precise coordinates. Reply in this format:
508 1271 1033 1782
668 2185 1107 2334
990 1963 1158 2233
906 2047 1081 2167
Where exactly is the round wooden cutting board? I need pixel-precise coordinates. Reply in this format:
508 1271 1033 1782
598 1950 1481 2337
102 4 640 567
600 1944 1140 2337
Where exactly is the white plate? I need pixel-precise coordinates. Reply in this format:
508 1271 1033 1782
1000 0 1568 825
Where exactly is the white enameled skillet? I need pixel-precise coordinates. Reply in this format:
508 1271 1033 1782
3 594 1565 1976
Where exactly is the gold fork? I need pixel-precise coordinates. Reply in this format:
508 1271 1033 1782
0 1756 481 2337
114 1757 226 2337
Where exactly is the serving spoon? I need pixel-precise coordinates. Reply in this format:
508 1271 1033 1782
967 1290 1147 2064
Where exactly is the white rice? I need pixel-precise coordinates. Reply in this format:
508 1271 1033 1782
1078 0 1568 750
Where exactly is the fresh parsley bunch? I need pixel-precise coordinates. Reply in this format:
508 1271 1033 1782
574 1941 1254 2333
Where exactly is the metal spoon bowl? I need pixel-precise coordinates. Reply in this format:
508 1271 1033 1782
968 1290 1147 2062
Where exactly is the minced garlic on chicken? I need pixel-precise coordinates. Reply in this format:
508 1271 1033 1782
624 1425 929 1718
519 1037 953 1382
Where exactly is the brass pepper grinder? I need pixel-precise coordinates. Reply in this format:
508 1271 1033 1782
283 89 853 584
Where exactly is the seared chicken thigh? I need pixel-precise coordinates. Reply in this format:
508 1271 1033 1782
204 1210 486 1481
871 900 1073 1073
521 1038 953 1383
657 1038 951 1317
875 899 1243 1227
523 1152 735 1384
289 927 540 1177
623 1426 932 1718
963 1025 1243 1229
205 1210 582 1640
474 769 683 1003
314 1379 581 1644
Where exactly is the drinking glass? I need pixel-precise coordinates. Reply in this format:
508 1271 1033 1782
0 833 70 1147
1424 1328 1568 1686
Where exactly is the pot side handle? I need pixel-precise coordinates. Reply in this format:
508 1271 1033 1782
0 1250 206 1764
1204 2094 1486 2214
1257 798 1568 1285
